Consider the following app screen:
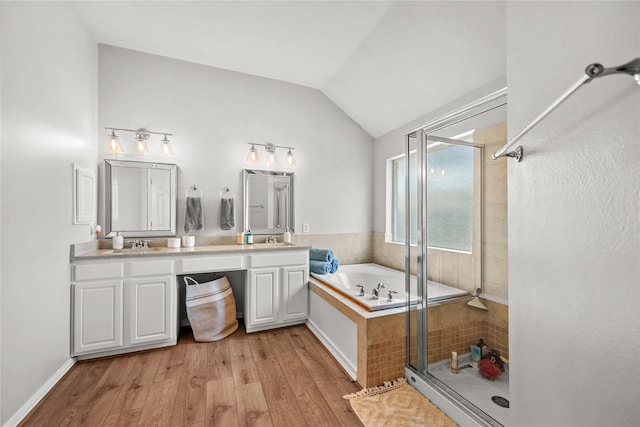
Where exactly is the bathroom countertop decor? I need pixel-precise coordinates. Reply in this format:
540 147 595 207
71 242 310 261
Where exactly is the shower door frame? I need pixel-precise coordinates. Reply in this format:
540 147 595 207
404 88 507 427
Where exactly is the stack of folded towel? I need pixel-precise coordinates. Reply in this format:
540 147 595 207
309 248 339 275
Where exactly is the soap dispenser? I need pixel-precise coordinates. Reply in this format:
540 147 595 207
245 229 253 245
113 232 124 250
283 227 291 243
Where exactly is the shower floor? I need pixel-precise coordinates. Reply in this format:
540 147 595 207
428 353 510 426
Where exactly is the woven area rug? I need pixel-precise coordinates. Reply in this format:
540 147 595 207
343 378 457 427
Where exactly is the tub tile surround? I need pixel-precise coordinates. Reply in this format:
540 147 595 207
292 232 372 265
311 280 508 388
309 283 408 387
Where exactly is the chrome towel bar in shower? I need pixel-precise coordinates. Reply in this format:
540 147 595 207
493 57 640 162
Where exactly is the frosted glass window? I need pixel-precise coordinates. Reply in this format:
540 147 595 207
426 144 473 252
390 144 473 252
391 153 417 245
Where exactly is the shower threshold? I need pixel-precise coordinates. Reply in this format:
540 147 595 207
425 353 510 426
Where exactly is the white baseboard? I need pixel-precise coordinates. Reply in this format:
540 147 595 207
2 358 76 427
306 319 357 381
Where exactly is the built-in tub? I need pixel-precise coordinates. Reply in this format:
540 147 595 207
307 263 470 386
310 263 468 311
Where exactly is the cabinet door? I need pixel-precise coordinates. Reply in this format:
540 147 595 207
281 265 309 322
247 268 279 327
125 276 175 345
73 280 123 355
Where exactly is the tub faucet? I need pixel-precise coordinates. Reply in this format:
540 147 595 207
387 290 398 301
355 285 365 297
371 282 385 299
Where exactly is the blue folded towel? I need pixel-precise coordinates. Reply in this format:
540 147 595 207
309 248 334 262
310 260 332 275
330 258 339 273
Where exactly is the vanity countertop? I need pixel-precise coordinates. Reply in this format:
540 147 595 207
72 243 311 261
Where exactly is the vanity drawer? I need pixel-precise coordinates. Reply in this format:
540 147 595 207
248 251 308 268
125 260 173 277
177 256 244 273
74 262 124 281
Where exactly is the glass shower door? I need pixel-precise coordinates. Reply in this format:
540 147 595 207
405 96 508 427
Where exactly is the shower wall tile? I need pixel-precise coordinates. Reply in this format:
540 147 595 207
478 122 508 158
479 128 509 301
483 242 508 288
484 280 508 301
484 165 508 205
426 298 509 362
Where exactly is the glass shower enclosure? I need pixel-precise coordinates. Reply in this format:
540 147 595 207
404 91 508 427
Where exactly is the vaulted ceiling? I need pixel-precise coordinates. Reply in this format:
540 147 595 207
74 1 506 138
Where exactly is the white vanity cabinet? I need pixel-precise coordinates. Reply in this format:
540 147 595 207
71 244 310 356
73 279 123 354
245 251 309 333
72 259 176 359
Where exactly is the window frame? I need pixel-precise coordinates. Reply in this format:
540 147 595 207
385 133 478 254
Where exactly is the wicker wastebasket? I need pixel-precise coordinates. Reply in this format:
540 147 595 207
184 275 238 342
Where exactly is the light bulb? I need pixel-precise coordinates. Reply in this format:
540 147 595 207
161 135 173 156
285 149 296 167
106 130 123 154
265 143 278 165
247 145 259 163
267 151 278 165
135 138 149 154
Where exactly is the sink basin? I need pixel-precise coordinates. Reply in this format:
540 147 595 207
251 242 296 248
102 247 169 255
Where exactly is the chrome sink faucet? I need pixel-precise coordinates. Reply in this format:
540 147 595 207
129 239 148 249
266 235 277 244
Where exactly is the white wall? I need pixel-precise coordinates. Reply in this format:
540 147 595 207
0 2 97 423
0 4 3 422
98 45 373 236
507 2 640 426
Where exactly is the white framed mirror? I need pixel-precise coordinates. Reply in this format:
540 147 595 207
243 169 294 235
104 159 177 237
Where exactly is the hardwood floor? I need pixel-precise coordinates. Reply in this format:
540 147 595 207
20 324 363 427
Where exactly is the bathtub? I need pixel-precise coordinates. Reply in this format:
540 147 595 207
307 263 470 384
310 263 468 311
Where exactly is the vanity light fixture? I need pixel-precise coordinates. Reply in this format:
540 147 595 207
265 143 278 166
134 129 150 154
246 142 296 167
285 148 296 167
107 129 124 154
161 134 174 156
247 144 259 163
105 127 174 156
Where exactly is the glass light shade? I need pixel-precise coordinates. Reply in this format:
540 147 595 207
107 131 124 154
266 151 278 165
161 135 174 156
135 138 149 154
247 145 259 163
285 149 296 167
